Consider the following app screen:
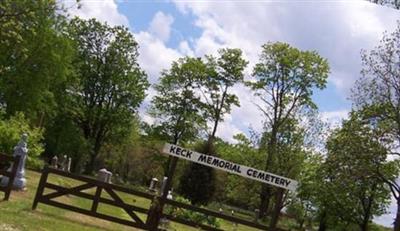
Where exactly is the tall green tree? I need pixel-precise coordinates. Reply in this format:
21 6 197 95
67 18 148 173
352 22 400 230
319 112 390 231
249 42 329 228
0 0 74 125
148 57 209 228
179 48 247 205
150 57 208 145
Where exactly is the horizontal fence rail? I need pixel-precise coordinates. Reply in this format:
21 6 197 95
0 153 21 200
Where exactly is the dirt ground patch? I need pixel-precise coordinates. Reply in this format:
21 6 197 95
0 223 20 231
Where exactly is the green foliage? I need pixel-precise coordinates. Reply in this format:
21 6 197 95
165 196 221 228
319 112 390 229
66 18 149 173
176 49 247 206
178 142 216 206
201 48 248 134
215 135 262 208
0 112 44 169
249 42 329 113
0 0 74 123
150 57 208 144
101 117 166 185
248 42 329 223
352 21 400 229
43 114 90 173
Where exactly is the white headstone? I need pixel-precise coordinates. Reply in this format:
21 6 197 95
97 168 112 183
51 156 58 168
67 157 72 172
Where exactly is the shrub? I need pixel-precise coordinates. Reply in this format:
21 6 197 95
164 196 220 228
0 112 44 169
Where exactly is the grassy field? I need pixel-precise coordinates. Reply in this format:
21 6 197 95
0 170 264 231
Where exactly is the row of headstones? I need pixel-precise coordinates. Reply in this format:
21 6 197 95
50 155 72 172
51 155 113 185
148 176 173 199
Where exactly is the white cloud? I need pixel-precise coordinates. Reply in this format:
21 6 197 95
173 0 399 95
216 114 243 143
178 40 195 56
149 11 174 43
320 109 349 128
64 0 130 27
134 31 182 84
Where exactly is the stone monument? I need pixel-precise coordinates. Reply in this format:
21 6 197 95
97 168 112 183
1 133 28 190
51 155 58 168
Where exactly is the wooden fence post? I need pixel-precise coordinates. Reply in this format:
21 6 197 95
3 155 20 201
32 166 49 210
91 186 102 213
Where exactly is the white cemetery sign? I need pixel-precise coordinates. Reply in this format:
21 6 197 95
163 143 298 191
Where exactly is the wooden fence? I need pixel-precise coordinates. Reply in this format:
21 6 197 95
0 153 21 200
32 166 284 231
32 166 152 230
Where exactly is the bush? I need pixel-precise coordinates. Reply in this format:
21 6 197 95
164 196 220 228
0 112 44 169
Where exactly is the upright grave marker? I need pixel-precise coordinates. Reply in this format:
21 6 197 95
162 143 298 191
1 133 28 190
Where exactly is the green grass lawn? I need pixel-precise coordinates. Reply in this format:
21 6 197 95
0 170 263 231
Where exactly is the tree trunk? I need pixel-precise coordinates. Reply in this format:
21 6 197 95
394 198 400 231
360 220 369 231
258 184 272 219
269 188 284 230
259 125 278 219
318 211 327 231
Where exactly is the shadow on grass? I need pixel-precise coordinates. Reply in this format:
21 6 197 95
30 209 136 231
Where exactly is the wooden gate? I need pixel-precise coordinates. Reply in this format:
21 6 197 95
0 153 21 201
32 166 153 230
32 166 284 230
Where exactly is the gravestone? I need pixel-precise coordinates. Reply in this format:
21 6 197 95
148 177 159 193
160 176 168 196
97 168 112 183
0 133 28 190
51 156 58 168
67 157 72 172
60 155 67 171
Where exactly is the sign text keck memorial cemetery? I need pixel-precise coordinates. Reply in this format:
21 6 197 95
163 143 298 191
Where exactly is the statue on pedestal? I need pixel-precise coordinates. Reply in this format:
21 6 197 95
1 133 28 190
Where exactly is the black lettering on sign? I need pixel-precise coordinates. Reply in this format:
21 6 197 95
198 154 206 162
169 145 176 154
257 171 265 180
247 169 253 176
186 151 192 159
234 165 242 173
270 175 275 183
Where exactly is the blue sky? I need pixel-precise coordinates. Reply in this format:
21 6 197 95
65 0 399 226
